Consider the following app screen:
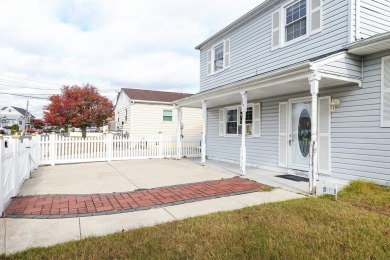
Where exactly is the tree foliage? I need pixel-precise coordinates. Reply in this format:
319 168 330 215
44 84 114 138
31 119 45 129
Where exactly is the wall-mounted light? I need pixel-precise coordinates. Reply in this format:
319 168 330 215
330 99 340 113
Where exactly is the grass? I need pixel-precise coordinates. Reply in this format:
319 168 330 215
3 181 390 259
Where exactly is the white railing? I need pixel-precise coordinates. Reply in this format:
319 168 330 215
38 134 202 166
0 135 39 214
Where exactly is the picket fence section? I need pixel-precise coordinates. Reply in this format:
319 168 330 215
0 135 39 214
39 134 202 166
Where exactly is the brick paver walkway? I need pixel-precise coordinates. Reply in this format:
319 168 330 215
4 177 264 219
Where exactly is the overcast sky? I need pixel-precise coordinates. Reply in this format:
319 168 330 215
0 0 263 118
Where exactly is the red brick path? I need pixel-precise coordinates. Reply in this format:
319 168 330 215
4 178 264 218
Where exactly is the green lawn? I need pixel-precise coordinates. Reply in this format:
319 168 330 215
3 181 390 259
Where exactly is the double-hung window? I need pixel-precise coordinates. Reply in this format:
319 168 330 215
226 109 238 134
219 104 261 137
214 43 224 72
163 110 173 122
207 39 231 75
271 0 322 50
285 0 307 42
239 107 253 135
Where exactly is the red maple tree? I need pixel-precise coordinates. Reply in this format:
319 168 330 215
44 84 114 138
31 119 45 129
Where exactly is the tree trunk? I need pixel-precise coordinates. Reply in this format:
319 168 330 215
81 127 87 139
64 125 69 134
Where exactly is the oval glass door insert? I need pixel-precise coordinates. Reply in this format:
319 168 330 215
298 109 311 158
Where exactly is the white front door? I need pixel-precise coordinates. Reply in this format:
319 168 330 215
289 99 312 171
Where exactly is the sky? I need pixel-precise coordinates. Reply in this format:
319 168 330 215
0 0 263 118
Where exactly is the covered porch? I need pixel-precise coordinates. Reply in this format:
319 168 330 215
175 51 362 194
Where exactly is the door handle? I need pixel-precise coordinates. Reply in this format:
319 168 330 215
289 139 292 146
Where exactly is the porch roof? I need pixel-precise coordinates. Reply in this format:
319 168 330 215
175 53 361 109
344 32 390 56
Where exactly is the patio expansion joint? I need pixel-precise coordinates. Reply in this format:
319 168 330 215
3 177 266 219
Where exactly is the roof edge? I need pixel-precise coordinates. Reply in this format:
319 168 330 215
175 60 312 105
344 31 390 51
195 0 274 50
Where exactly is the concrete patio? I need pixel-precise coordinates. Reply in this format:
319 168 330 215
1 159 306 254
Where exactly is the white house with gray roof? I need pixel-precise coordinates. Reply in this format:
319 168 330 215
175 0 390 193
0 106 35 129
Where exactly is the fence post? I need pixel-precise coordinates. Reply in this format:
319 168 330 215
12 135 19 197
176 107 182 160
50 133 56 166
159 133 163 158
0 135 4 214
107 133 113 161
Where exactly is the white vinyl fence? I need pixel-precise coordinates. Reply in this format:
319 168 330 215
0 134 200 213
39 134 202 166
0 136 39 214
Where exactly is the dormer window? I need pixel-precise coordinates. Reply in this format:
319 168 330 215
285 0 307 42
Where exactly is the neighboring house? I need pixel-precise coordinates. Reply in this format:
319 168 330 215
175 0 390 192
0 106 35 129
115 88 202 136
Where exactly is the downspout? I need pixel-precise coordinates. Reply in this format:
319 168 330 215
355 0 361 40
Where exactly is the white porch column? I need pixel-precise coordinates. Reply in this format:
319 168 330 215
201 100 207 165
176 106 182 160
240 91 247 176
308 72 321 194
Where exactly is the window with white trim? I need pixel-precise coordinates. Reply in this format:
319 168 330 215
271 0 322 50
381 56 390 127
207 39 231 76
239 107 253 135
221 104 260 137
163 110 173 122
226 108 238 134
214 43 224 72
285 0 307 42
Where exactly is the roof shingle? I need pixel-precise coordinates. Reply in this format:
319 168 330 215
122 88 192 102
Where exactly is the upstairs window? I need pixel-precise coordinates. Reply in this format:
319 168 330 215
214 43 224 72
285 0 307 42
271 0 322 50
207 39 230 75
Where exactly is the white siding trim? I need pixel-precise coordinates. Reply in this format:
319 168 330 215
207 49 213 76
278 102 288 167
224 39 231 69
309 0 323 35
271 9 281 50
318 96 331 175
253 103 261 137
218 109 224 136
381 55 390 127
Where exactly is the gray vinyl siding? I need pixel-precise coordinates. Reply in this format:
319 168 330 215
206 51 390 186
200 0 350 92
318 54 362 78
359 0 390 39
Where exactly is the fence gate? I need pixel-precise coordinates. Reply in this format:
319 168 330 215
0 136 39 214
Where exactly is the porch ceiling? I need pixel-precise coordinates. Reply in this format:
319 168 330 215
178 73 360 109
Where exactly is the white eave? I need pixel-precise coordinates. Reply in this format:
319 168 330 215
195 0 273 50
344 32 390 56
175 53 362 109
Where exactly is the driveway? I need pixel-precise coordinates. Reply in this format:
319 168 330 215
2 159 305 254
